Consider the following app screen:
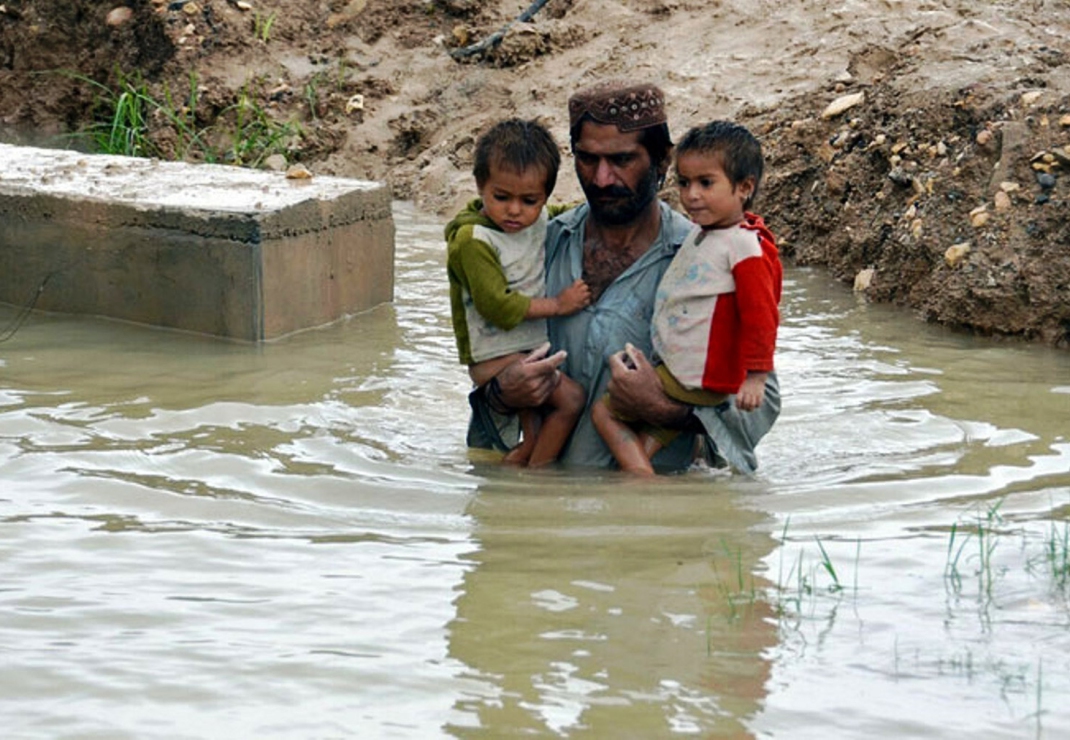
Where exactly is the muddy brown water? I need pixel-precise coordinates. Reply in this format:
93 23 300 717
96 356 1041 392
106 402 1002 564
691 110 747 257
2 202 1069 738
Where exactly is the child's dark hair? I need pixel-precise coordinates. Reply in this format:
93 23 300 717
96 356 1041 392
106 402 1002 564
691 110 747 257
676 121 764 209
473 118 560 197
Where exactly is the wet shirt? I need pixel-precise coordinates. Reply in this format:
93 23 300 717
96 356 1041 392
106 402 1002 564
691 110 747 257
544 202 696 468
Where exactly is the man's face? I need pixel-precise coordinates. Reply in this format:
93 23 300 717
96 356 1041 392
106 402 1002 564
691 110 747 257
573 122 660 225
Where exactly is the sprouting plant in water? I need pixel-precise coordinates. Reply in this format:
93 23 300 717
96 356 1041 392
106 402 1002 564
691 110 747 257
944 498 1006 603
710 539 758 624
1024 515 1070 592
768 518 858 627
815 536 844 594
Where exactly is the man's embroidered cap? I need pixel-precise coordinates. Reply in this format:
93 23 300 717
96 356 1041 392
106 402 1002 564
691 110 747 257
568 80 667 133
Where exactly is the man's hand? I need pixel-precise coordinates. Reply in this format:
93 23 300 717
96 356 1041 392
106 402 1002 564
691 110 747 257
496 342 568 410
606 343 690 428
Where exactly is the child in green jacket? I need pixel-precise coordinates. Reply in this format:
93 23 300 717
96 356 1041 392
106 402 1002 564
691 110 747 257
446 119 590 466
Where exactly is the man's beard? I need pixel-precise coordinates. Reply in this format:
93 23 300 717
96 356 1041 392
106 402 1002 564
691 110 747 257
583 165 660 226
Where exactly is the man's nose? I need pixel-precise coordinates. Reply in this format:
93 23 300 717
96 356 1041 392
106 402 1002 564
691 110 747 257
592 158 617 187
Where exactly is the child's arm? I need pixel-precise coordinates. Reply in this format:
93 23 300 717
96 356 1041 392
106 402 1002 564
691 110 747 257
455 235 532 330
524 278 591 319
732 247 780 411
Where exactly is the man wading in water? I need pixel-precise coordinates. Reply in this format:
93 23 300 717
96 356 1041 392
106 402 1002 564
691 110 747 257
468 80 780 474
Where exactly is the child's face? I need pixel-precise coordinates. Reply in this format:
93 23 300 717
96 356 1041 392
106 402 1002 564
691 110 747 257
674 151 753 229
478 165 549 234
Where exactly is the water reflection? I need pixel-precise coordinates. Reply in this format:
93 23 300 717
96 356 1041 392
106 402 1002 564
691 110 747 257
448 473 776 737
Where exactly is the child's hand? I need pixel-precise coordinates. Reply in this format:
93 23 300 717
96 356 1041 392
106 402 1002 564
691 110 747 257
736 372 767 412
555 279 592 315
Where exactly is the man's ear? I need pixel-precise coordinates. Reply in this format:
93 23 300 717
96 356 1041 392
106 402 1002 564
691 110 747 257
657 148 673 188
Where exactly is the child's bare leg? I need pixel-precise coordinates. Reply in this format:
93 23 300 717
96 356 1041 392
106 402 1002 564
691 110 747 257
527 374 586 468
641 434 664 464
468 352 525 388
591 397 655 476
503 408 540 465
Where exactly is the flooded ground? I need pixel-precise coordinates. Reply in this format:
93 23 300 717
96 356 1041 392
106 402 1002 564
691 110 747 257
2 202 1069 738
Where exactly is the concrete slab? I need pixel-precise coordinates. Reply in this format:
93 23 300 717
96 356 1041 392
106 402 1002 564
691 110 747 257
0 143 395 340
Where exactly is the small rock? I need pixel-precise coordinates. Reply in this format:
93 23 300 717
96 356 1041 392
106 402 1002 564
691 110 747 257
944 243 971 268
830 131 850 148
821 91 865 120
969 205 989 228
873 133 887 147
976 129 992 147
182 2 199 15
1036 193 1051 205
236 0 252 9
853 268 875 291
106 6 134 26
1000 181 1021 193
1036 172 1056 189
936 141 947 156
345 93 365 114
911 219 923 239
1021 90 1043 106
286 163 313 179
888 166 913 187
993 191 1012 211
263 153 287 171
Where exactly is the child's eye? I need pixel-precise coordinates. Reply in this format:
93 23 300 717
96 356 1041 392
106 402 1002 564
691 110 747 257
676 177 689 188
523 197 540 206
699 178 715 188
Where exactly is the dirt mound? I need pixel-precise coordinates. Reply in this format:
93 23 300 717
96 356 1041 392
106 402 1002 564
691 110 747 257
1 0 1068 345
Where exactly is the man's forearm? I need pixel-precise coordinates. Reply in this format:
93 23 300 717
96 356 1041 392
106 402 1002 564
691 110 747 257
639 391 692 429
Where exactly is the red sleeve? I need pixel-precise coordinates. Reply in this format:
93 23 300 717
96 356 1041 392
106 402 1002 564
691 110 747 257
731 245 781 372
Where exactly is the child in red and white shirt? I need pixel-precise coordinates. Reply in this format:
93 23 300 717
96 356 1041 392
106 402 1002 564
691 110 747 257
592 120 782 475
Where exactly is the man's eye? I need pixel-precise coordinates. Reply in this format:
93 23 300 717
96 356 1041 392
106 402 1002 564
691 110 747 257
610 155 633 167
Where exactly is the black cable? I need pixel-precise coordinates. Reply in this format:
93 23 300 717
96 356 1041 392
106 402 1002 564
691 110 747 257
0 273 53 343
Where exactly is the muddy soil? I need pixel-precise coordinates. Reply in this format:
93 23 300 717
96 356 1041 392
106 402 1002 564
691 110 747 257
1 0 1068 345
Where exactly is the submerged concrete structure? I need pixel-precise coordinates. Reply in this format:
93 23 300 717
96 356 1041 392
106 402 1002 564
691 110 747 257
0 144 394 340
